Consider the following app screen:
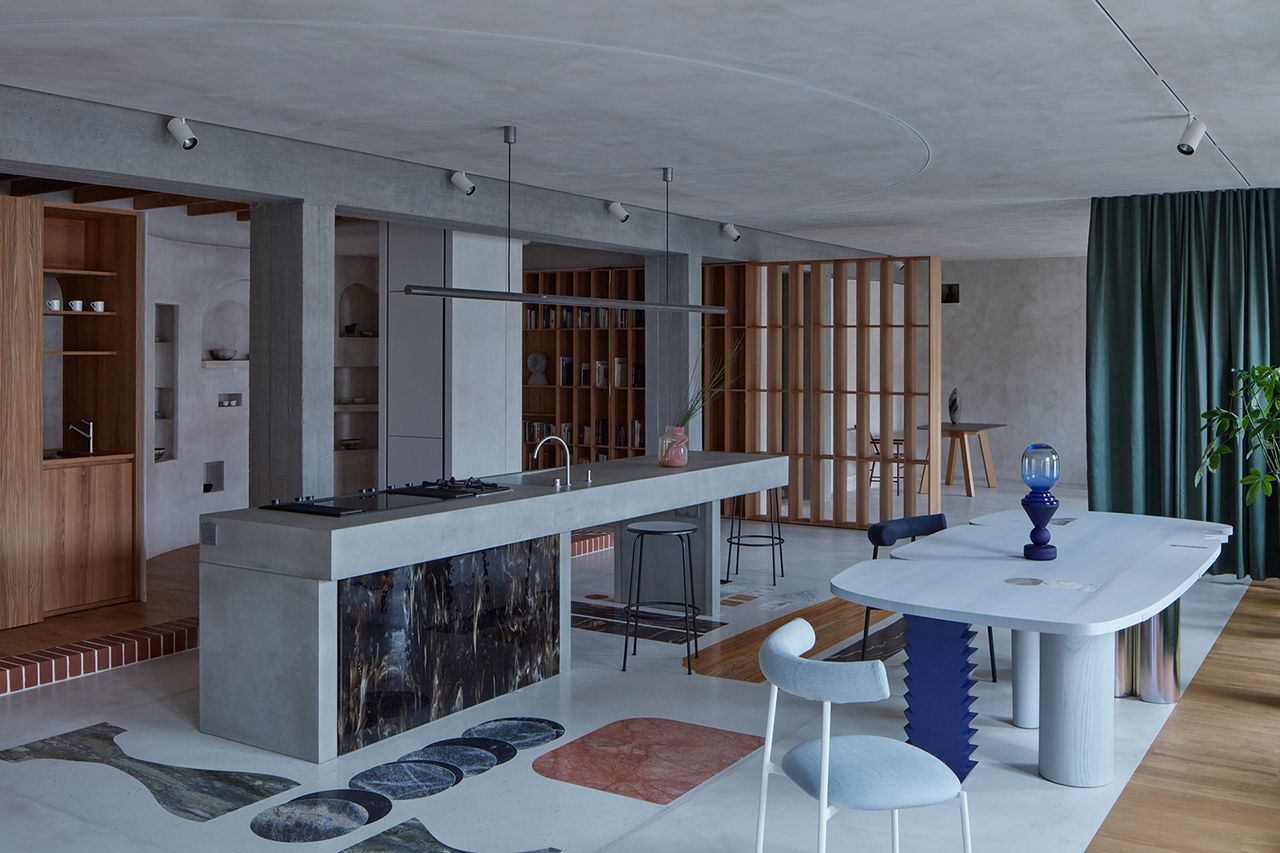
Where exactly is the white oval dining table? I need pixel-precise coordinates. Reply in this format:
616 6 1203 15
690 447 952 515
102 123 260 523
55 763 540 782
830 509 1230 787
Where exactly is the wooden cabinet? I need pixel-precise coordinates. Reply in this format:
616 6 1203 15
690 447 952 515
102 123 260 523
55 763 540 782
0 198 142 628
41 457 136 614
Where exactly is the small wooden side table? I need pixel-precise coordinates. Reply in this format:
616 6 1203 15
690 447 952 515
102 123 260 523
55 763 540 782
917 422 1006 497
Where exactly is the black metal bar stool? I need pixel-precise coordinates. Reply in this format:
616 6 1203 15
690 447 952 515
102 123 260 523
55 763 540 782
724 488 786 585
622 520 700 675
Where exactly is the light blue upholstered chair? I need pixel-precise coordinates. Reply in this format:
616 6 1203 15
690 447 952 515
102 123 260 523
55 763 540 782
755 619 972 853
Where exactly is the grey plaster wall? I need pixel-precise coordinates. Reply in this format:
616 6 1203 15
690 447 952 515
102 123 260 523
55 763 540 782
940 257 1088 487
142 209 252 557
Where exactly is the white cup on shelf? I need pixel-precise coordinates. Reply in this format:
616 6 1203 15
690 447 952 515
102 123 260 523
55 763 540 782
45 298 61 311
66 299 83 312
89 300 105 312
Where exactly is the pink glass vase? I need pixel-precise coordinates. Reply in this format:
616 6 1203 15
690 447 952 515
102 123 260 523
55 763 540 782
658 425 688 467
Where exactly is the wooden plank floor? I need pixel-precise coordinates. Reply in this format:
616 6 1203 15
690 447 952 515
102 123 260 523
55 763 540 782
1089 583 1280 853
0 546 198 657
685 597 894 682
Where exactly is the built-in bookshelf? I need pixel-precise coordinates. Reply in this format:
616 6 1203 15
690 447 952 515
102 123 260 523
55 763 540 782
521 268 646 470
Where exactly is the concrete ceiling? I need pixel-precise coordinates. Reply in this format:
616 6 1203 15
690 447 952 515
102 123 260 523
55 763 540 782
0 1 1274 260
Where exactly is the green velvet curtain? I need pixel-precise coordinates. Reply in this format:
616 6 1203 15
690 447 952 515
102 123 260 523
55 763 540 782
1087 188 1280 580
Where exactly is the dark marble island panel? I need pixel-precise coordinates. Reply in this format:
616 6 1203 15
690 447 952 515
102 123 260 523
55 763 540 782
338 535 560 754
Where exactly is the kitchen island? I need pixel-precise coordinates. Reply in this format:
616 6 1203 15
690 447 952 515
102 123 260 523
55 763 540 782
197 452 786 762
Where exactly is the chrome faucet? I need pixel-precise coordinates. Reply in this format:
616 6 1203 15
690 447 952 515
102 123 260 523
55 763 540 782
532 435 570 489
68 419 94 455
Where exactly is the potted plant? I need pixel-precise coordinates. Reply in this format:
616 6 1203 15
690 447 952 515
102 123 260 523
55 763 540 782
659 338 742 467
1196 365 1280 505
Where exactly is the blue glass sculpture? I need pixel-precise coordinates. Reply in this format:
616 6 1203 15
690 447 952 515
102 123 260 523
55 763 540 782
1021 443 1060 561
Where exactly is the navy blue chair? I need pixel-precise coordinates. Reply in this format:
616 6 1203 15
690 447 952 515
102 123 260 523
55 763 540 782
864 514 998 682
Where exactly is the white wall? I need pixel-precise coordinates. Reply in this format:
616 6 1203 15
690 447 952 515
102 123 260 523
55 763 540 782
445 231 523 477
940 257 1087 487
143 209 252 556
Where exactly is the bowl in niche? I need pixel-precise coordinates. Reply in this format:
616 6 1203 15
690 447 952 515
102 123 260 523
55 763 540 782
339 439 361 450
209 348 237 361
351 397 369 405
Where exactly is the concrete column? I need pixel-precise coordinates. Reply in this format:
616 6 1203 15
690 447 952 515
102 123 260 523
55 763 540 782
249 200 335 504
644 252 703 451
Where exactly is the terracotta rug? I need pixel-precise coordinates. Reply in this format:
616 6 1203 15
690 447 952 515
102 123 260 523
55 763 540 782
531 717 762 805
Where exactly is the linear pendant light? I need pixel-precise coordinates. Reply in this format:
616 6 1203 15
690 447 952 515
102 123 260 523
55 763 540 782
402 127 727 316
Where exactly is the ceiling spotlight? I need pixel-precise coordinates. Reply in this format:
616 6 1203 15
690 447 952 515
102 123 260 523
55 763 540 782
450 171 477 195
608 201 630 223
721 223 742 242
166 116 198 150
1177 116 1206 155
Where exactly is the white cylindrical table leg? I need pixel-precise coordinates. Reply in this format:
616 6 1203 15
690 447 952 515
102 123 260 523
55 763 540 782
1011 629 1039 728
1039 632 1114 787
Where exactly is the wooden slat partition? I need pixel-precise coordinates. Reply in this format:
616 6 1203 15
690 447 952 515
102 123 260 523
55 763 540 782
703 256 942 529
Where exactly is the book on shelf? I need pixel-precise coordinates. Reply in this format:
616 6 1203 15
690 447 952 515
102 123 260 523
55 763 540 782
559 422 572 444
580 362 591 387
542 305 555 329
560 306 572 328
596 307 608 327
595 418 607 446
633 419 645 449
579 423 590 445
612 357 625 388
578 307 591 329
559 357 573 387
616 309 628 328
595 360 608 388
525 308 538 329
615 424 626 447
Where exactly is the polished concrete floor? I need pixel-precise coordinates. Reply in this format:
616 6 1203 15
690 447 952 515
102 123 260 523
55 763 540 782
0 481 1249 852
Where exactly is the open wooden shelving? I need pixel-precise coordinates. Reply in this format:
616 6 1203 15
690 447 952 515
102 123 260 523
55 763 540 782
521 267 646 470
702 258 942 530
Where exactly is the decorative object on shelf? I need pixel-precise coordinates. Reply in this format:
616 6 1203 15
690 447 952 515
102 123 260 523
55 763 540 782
66 299 83 312
351 396 369 405
45 298 61 311
359 329 375 337
89 300 105 312
339 439 361 450
658 425 689 468
343 322 358 336
527 351 548 385
1020 443 1060 561
660 336 742 467
948 387 961 424
337 396 353 405
1196 365 1280 505
154 447 166 462
208 348 237 361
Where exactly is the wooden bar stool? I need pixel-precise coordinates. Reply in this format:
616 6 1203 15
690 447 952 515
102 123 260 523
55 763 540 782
724 488 786 586
622 520 700 675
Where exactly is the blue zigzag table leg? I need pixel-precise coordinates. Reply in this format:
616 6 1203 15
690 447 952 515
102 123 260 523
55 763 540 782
902 614 978 781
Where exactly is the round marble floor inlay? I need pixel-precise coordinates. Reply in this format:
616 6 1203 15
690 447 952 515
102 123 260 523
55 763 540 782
462 717 565 750
398 744 498 776
250 797 368 843
297 789 393 823
427 736 519 765
349 760 462 800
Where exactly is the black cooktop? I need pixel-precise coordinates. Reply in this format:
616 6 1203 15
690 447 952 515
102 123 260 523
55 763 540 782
263 477 512 517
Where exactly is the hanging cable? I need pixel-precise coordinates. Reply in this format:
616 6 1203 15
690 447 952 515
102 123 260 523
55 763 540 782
663 166 673 303
505 126 516 293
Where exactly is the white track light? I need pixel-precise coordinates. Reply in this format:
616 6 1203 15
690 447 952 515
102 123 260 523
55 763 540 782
1177 116 1206 155
166 117 197 150
450 171 477 195
721 223 742 242
608 201 630 223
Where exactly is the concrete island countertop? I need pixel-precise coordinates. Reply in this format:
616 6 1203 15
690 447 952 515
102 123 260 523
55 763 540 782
199 451 788 582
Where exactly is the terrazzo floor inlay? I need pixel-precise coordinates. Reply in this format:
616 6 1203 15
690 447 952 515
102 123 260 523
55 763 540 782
341 818 562 853
250 788 393 843
531 716 764 805
349 760 463 800
461 718 565 749
396 744 497 776
250 798 369 843
0 722 298 822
